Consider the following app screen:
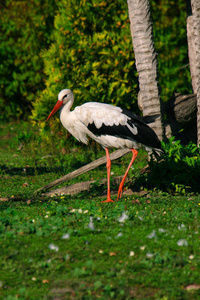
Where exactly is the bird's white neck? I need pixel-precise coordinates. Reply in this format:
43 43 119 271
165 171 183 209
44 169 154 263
60 99 74 128
59 98 74 118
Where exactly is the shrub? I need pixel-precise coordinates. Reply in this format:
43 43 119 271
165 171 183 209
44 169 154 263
138 138 200 193
0 0 57 120
1 0 191 133
31 0 191 149
151 0 192 102
31 0 138 137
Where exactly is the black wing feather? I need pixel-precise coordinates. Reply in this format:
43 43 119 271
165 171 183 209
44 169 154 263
87 108 162 150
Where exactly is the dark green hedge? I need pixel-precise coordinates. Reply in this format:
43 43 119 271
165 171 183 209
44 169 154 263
32 0 138 129
151 0 192 102
0 0 57 120
1 0 191 126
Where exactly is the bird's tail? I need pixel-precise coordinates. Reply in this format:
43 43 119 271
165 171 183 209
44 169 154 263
142 114 160 124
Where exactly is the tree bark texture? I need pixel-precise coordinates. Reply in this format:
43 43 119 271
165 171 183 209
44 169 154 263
127 0 163 140
187 0 198 94
164 93 197 144
43 175 127 197
190 0 200 146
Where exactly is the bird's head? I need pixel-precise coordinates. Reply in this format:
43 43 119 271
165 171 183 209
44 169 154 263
46 89 74 121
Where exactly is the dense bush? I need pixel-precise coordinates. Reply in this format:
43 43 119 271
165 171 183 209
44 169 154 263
0 0 57 120
1 0 191 129
31 0 191 148
151 0 192 102
31 0 138 135
137 138 200 193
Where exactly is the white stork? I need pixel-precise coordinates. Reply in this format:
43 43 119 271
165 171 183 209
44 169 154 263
47 89 163 202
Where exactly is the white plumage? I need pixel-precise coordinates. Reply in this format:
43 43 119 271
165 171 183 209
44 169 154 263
47 89 163 202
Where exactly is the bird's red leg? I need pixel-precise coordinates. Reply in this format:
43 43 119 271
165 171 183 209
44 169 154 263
117 149 138 201
101 148 114 203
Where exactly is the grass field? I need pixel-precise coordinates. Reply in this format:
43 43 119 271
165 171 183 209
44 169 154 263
0 122 200 299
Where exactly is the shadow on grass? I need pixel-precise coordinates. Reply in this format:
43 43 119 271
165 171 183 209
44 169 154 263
0 158 95 176
132 157 200 194
0 164 65 176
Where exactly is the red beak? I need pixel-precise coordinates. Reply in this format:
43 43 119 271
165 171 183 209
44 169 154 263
46 100 63 121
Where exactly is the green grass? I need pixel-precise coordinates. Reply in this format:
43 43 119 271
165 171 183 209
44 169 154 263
0 122 200 299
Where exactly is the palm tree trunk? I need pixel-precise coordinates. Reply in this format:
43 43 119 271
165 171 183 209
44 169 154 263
190 0 200 146
187 0 198 94
127 0 163 140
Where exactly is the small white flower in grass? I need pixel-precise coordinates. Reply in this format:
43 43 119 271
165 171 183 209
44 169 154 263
129 251 134 257
146 252 154 258
118 212 129 223
62 233 70 239
49 243 59 252
70 209 76 213
99 249 103 254
177 239 188 246
117 232 123 237
147 230 156 239
32 219 35 223
88 217 95 230
84 210 89 214
140 246 145 251
32 277 36 281
178 224 186 230
189 255 194 260
158 228 165 233
45 215 49 218
78 209 83 213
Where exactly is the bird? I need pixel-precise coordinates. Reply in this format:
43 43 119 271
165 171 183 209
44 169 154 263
46 89 163 202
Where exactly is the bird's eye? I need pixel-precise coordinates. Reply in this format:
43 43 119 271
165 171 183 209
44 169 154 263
63 94 68 100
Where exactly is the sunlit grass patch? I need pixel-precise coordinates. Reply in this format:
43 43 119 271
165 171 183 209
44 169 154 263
0 122 200 299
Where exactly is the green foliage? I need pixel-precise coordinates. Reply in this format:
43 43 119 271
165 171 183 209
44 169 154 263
139 138 200 193
0 122 200 300
31 0 138 141
0 0 58 120
31 0 191 147
151 0 192 102
1 193 200 299
1 0 192 137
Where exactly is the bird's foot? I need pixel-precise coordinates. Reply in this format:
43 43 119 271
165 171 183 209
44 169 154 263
117 191 122 201
101 198 114 203
117 188 126 201
117 184 124 201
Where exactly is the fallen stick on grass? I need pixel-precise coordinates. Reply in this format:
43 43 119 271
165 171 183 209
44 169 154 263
43 175 129 197
34 148 130 194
